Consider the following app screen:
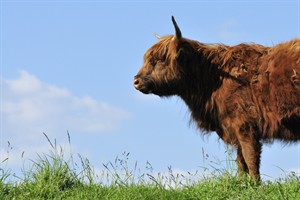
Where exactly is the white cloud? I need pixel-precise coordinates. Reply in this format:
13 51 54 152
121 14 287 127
0 70 131 170
2 70 130 135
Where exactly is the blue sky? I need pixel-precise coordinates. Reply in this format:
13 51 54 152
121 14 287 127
1 0 299 181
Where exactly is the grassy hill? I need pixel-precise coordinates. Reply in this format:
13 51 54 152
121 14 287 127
1 134 300 199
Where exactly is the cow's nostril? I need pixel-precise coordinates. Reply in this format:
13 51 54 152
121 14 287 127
134 78 140 86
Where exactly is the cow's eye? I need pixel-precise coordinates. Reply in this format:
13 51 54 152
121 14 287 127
153 60 162 67
148 58 156 66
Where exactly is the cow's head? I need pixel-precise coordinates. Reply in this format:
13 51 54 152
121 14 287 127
133 16 193 96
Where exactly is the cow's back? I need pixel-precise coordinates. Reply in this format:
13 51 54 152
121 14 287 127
257 39 300 139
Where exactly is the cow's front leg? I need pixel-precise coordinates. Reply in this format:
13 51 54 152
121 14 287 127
237 146 249 175
237 133 262 180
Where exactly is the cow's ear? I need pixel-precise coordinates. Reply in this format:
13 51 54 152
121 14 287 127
171 16 182 40
175 45 192 66
175 47 189 66
176 48 184 59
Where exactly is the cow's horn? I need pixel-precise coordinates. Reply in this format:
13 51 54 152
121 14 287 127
171 16 182 40
153 33 161 39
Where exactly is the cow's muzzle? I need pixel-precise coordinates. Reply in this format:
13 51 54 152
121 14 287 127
133 76 152 94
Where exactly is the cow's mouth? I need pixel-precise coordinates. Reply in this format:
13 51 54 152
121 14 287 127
135 85 152 94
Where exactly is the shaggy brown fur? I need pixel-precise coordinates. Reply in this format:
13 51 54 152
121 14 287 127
133 16 300 180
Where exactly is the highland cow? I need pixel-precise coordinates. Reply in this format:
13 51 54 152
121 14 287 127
133 16 300 180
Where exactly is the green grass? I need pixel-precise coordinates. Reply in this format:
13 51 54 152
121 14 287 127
1 133 300 199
